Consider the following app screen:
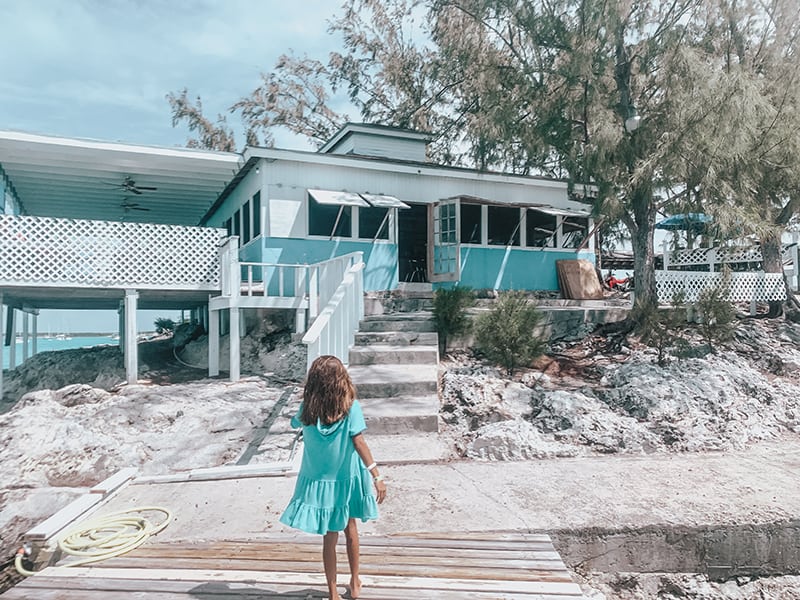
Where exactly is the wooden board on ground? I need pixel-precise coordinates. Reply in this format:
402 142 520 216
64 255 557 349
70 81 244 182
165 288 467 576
2 532 585 599
556 259 604 300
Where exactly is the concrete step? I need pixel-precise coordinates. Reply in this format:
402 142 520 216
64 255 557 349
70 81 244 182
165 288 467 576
354 331 439 346
361 395 441 434
363 312 434 321
349 364 438 398
359 318 436 333
364 297 434 315
349 345 439 365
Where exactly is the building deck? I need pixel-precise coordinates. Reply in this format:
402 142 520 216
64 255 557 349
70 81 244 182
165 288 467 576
3 532 585 599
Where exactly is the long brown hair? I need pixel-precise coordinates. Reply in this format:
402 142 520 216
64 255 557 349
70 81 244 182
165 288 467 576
301 355 356 425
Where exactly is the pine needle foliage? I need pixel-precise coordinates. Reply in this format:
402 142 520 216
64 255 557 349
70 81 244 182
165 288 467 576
695 274 737 351
432 286 475 355
475 291 546 376
634 293 688 367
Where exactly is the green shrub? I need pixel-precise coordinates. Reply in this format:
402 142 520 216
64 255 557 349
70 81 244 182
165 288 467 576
432 286 475 354
634 293 687 366
154 317 176 335
695 273 737 351
474 291 546 375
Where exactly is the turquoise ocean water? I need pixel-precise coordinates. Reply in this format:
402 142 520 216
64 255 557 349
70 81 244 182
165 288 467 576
2 336 118 370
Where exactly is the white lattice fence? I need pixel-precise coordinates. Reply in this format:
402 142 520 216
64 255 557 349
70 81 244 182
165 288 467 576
656 271 786 303
0 215 225 289
666 244 794 268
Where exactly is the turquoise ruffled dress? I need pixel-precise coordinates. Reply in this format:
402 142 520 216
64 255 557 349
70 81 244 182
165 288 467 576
280 400 379 535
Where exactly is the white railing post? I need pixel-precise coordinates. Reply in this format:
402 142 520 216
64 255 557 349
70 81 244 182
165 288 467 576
708 248 716 273
309 266 319 320
662 239 669 271
295 266 307 334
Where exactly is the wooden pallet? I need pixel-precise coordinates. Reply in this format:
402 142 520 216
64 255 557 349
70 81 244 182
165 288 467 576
2 532 584 599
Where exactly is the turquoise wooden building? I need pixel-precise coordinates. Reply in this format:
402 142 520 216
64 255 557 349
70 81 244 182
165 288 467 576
202 123 595 293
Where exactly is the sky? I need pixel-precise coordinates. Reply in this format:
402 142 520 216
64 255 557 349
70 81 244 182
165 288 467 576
0 0 349 332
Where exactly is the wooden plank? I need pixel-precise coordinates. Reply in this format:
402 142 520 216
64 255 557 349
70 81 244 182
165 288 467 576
8 576 582 599
88 467 137 494
168 536 561 553
107 549 566 571
38 566 585 596
23 494 104 541
396 531 553 543
134 462 293 485
96 556 576 582
130 541 564 563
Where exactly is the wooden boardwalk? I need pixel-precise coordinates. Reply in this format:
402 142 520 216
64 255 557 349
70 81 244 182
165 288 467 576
3 532 585 599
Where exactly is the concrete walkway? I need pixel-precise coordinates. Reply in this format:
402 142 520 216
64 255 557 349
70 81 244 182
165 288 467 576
94 440 800 542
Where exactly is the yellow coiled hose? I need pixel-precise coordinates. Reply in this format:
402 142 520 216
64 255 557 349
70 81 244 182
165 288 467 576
15 506 172 576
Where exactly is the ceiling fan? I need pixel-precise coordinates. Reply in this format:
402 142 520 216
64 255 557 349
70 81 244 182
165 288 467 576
105 176 158 195
120 197 150 212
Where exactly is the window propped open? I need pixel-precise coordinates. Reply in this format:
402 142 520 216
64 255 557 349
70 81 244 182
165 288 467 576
487 205 521 246
526 209 557 247
360 193 410 209
308 189 368 238
308 189 370 207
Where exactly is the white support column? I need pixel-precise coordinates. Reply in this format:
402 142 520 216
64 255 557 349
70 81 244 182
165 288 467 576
8 309 16 370
662 238 670 271
32 311 38 356
124 289 138 385
118 301 125 349
0 293 4 400
229 307 240 382
295 266 307 334
21 311 29 362
208 297 219 377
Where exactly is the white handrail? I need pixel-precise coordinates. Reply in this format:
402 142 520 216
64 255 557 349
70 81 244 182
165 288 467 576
302 257 365 369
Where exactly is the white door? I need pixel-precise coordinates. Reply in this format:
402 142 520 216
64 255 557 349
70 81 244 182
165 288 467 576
428 199 460 282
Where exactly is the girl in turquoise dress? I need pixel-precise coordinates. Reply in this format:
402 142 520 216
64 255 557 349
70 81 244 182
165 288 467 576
280 355 387 600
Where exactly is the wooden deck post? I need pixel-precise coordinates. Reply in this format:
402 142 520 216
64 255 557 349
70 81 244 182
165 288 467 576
124 289 138 385
229 307 240 382
208 297 219 378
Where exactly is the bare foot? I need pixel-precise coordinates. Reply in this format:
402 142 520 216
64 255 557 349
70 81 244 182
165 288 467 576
346 577 362 599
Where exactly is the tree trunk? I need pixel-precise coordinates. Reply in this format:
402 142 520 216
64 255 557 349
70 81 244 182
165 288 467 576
630 184 658 315
760 230 784 318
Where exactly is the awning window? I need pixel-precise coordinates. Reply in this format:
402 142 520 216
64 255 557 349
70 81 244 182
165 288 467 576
308 189 369 207
530 205 590 218
360 193 410 209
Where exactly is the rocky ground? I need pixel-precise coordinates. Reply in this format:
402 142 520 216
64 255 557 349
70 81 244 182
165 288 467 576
2 313 800 597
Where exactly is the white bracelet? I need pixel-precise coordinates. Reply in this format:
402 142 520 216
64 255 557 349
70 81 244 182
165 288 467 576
365 462 377 471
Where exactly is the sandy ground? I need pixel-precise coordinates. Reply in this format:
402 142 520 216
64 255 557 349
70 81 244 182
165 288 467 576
94 438 800 542
4 315 800 597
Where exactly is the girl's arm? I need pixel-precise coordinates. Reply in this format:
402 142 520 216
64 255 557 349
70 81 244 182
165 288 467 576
352 433 387 504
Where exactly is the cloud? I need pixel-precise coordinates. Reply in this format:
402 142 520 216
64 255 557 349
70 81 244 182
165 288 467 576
0 0 344 146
